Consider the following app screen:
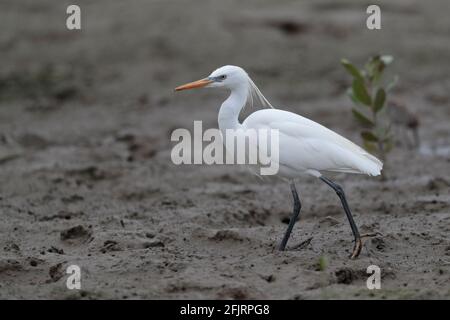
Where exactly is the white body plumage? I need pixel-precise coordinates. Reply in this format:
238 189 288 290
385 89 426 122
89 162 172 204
190 65 383 179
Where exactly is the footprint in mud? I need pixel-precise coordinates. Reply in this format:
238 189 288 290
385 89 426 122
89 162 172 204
259 274 276 283
115 132 159 161
99 239 165 253
192 227 249 244
0 259 23 273
92 232 165 254
210 229 243 241
334 268 366 285
60 225 93 243
216 286 253 300
48 263 65 283
367 237 388 252
314 216 341 229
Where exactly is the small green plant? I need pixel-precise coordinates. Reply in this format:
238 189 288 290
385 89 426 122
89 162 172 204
318 255 328 271
341 55 398 162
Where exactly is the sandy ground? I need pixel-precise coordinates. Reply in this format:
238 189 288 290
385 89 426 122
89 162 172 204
0 0 449 299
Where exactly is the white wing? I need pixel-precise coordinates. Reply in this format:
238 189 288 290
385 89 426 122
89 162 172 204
242 108 383 176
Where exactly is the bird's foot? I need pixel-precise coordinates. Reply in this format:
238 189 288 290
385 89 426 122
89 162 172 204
349 232 382 259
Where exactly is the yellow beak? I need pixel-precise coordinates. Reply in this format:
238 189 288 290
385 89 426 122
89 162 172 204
174 78 213 91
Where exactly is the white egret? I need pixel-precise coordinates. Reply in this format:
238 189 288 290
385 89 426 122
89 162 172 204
175 65 383 259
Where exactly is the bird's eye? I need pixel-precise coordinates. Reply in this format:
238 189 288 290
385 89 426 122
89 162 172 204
218 75 227 80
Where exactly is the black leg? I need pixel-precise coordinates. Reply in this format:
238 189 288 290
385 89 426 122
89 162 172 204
319 176 362 259
278 181 301 251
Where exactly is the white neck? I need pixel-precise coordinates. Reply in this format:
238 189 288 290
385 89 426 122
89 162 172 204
218 85 247 133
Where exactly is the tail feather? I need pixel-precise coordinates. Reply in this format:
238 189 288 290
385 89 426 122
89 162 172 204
326 150 383 176
353 152 383 176
361 153 383 176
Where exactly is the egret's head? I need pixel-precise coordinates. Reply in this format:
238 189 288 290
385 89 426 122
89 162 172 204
175 65 249 91
175 65 273 109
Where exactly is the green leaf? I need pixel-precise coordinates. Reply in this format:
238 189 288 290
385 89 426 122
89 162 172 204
352 79 372 106
365 55 388 84
363 140 376 153
374 88 386 112
346 88 360 105
361 131 379 142
341 59 364 82
318 256 328 271
352 109 374 127
365 55 380 73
